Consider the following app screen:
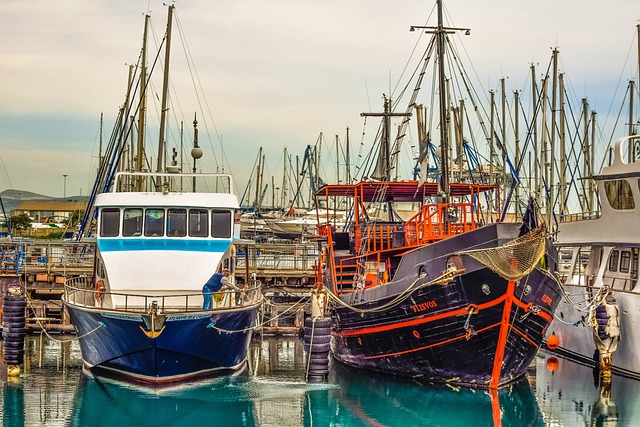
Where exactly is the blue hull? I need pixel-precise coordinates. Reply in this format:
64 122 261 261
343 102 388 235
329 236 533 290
65 303 260 384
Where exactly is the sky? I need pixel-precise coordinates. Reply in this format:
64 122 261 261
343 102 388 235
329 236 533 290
0 0 639 203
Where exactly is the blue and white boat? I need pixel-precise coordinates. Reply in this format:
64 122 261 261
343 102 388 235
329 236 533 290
63 171 262 384
62 5 262 385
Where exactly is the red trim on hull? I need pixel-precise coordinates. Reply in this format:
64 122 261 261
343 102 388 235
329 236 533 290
337 295 508 337
490 280 516 389
360 323 501 359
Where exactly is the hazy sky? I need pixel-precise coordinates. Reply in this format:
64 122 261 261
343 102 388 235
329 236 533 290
1 0 638 201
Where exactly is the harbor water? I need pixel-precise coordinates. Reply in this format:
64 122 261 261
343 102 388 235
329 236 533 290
0 334 637 426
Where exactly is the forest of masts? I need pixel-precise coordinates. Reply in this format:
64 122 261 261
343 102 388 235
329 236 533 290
243 25 640 237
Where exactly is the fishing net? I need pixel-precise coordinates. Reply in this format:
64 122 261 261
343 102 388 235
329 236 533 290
458 225 548 282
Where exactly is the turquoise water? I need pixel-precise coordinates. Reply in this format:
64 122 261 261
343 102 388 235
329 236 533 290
0 335 637 426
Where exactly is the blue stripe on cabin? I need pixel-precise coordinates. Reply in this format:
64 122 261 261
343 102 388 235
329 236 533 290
98 238 232 253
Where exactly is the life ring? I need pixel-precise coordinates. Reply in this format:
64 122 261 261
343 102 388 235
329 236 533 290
95 280 105 301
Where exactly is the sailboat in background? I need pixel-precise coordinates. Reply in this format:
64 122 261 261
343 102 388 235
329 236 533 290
63 5 262 384
316 0 561 389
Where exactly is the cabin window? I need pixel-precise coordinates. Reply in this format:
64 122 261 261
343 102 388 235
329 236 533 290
144 209 165 237
167 209 187 237
100 208 120 237
632 248 639 279
608 250 619 272
189 209 209 237
211 210 232 238
604 180 635 210
122 208 143 236
620 250 631 273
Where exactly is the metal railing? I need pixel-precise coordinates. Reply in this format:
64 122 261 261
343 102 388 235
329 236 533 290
236 243 318 273
0 240 95 275
63 276 263 314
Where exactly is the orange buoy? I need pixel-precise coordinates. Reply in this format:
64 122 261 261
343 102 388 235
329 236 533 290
546 357 559 372
546 331 559 350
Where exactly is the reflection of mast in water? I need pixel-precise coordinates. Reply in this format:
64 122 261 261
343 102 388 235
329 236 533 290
591 379 619 426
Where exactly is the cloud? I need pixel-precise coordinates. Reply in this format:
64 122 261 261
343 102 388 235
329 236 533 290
0 0 638 201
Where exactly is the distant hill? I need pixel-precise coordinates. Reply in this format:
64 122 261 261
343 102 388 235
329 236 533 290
0 189 90 216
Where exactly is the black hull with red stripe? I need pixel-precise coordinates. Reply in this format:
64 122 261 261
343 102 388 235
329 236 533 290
327 222 560 389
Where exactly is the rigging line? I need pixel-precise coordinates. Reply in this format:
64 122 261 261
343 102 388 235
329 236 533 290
600 87 631 172
598 28 639 145
173 11 236 190
390 39 437 177
540 268 609 313
557 96 591 213
22 292 104 343
327 268 461 314
209 296 309 333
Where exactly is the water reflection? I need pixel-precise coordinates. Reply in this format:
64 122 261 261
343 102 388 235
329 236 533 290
69 373 257 427
534 352 638 426
325 363 543 427
2 335 640 426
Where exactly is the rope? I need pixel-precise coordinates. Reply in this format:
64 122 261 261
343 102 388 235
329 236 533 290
22 290 104 343
540 268 611 314
207 295 310 334
305 318 316 381
325 267 462 314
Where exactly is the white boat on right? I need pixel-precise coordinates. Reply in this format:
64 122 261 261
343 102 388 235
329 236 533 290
548 135 640 379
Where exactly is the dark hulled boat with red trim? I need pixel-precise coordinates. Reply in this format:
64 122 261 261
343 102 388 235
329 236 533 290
316 182 559 389
313 0 561 389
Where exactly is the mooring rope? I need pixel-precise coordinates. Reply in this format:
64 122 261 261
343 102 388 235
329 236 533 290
324 267 462 314
21 291 104 343
207 295 311 334
305 318 317 381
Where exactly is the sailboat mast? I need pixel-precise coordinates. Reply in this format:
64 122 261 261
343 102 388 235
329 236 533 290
156 4 174 175
436 0 449 193
410 0 469 193
136 14 150 190
346 127 351 184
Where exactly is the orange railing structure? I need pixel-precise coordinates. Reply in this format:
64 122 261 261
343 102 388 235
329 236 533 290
404 202 477 246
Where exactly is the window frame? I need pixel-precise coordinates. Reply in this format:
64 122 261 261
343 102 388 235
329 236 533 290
144 208 166 237
167 208 187 237
211 209 232 238
122 208 144 237
100 208 121 237
189 209 209 237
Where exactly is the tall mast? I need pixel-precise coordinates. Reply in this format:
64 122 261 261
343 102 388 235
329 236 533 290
530 63 539 207
514 90 520 220
335 134 340 184
98 112 103 168
436 0 449 192
362 95 410 181
549 48 558 228
136 14 150 190
345 127 351 184
559 73 566 217
156 4 174 175
581 98 591 212
410 0 469 194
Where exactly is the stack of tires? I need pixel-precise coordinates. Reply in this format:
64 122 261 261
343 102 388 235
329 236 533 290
2 294 27 369
304 316 331 382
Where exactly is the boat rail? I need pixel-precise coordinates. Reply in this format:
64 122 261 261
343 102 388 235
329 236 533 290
559 210 601 222
112 171 234 194
62 275 263 313
404 202 477 245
